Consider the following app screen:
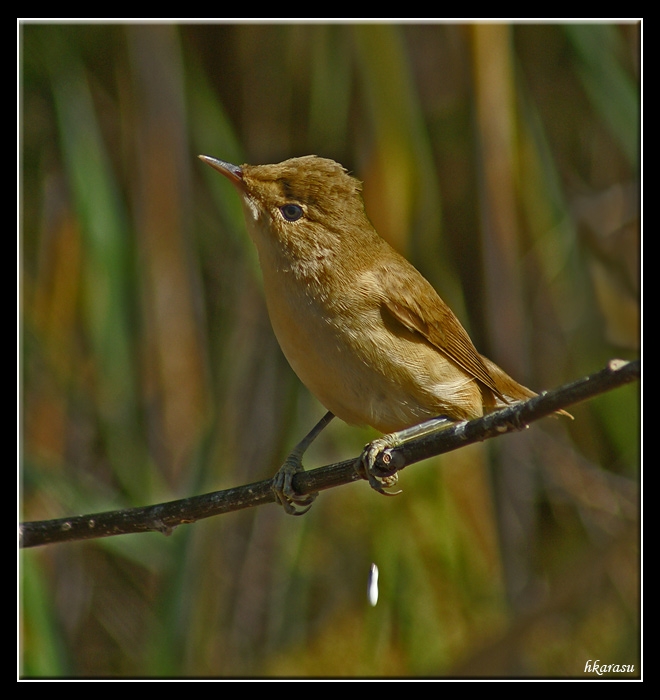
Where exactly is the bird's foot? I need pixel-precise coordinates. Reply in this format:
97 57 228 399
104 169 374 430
358 436 405 497
357 416 453 497
271 456 318 516
271 411 334 515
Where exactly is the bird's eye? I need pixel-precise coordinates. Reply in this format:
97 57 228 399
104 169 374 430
280 204 304 222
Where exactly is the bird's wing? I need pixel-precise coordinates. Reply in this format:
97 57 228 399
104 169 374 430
379 257 529 403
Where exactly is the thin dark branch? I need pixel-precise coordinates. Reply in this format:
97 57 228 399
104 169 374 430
20 358 639 548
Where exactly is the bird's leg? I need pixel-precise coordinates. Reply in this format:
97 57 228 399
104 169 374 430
272 411 335 515
359 416 453 495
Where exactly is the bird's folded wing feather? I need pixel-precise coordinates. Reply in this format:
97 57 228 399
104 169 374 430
378 261 508 398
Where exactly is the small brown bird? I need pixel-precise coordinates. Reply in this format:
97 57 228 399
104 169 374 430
200 154 549 513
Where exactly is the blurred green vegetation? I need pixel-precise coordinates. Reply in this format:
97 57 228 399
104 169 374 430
20 22 640 678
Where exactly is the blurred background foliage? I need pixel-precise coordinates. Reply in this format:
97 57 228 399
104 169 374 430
20 22 640 678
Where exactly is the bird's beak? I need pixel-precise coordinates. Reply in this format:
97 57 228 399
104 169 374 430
198 155 244 189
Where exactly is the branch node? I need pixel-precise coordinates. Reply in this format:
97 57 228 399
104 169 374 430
608 358 629 371
153 519 176 537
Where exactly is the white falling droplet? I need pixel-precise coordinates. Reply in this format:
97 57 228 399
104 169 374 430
368 563 379 606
